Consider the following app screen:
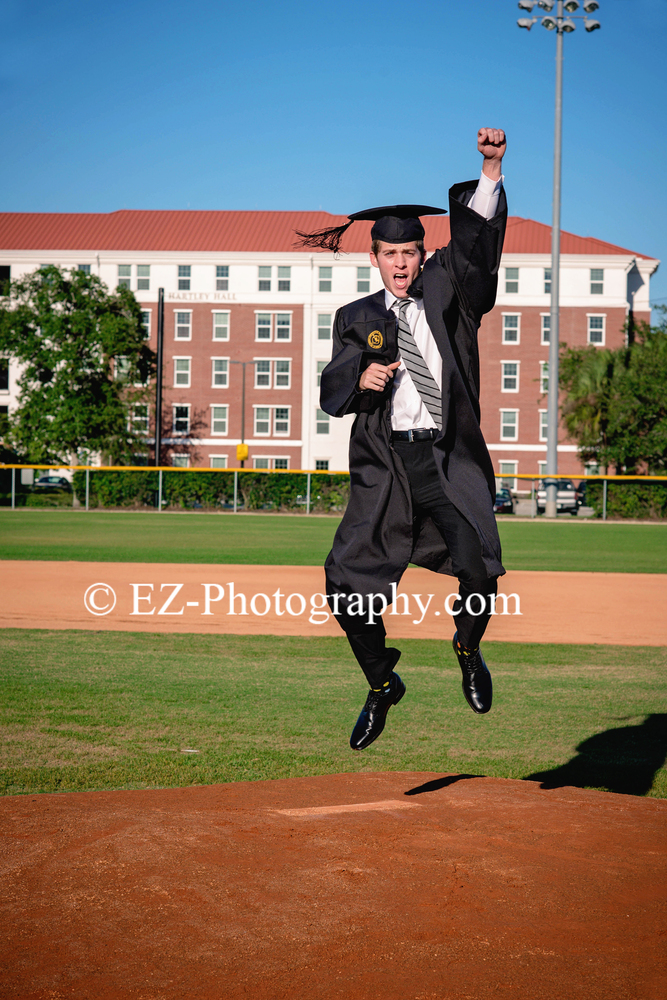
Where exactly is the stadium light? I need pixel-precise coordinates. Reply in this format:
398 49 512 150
517 1 536 10
516 0 602 518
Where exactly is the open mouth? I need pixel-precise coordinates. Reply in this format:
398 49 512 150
393 272 408 289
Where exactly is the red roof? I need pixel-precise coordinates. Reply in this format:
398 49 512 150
0 209 655 259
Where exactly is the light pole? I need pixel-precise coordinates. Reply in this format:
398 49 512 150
228 360 256 468
517 0 601 517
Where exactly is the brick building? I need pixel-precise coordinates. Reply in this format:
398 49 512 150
0 210 658 485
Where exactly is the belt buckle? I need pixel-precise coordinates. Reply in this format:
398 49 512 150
407 429 414 443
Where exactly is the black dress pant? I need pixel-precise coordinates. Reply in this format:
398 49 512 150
340 439 497 688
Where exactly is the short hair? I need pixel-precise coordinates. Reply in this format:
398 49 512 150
371 239 425 257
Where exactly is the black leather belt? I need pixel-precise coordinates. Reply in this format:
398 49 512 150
391 428 439 442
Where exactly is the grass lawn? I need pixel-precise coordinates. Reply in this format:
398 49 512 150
1 509 666 573
1 629 665 798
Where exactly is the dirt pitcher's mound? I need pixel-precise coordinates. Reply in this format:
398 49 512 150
1 772 665 999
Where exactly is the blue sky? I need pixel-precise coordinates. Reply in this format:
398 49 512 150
2 0 666 308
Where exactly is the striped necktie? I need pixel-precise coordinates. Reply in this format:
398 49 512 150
395 299 442 430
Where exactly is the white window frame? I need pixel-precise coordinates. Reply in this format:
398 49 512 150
178 265 191 291
173 356 191 388
318 266 332 293
174 310 192 341
277 266 291 292
254 311 293 343
171 454 190 468
210 455 228 469
273 406 290 436
316 360 327 386
498 460 518 491
539 408 548 442
315 459 330 470
254 358 272 389
131 402 149 435
253 456 290 470
254 406 271 436
538 461 548 477
316 408 330 435
540 361 549 395
117 264 131 289
544 268 551 295
587 314 606 346
357 266 370 293
212 311 230 341
505 267 519 294
172 404 190 435
140 310 151 339
137 264 150 291
274 358 291 389
210 404 229 436
501 360 520 393
211 357 229 388
216 265 229 291
317 313 332 340
590 268 604 295
258 266 271 292
540 313 550 345
500 409 519 442
501 313 521 345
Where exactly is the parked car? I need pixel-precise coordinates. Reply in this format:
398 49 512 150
33 475 72 492
493 488 514 514
536 478 578 515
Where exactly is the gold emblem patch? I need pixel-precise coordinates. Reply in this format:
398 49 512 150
368 330 383 349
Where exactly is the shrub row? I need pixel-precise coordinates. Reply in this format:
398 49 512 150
71 469 351 513
586 480 667 520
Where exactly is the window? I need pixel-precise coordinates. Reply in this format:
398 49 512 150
77 264 91 274
541 314 550 345
175 311 192 340
178 265 191 290
501 362 519 392
0 265 10 295
174 357 191 387
141 311 151 337
252 456 289 470
254 406 270 435
588 315 605 345
256 313 271 340
316 360 327 386
318 266 332 292
254 457 270 469
137 264 150 290
118 264 131 289
500 410 518 441
357 266 371 293
498 461 517 491
274 407 289 435
590 268 603 295
258 266 271 291
544 268 551 294
274 458 288 470
316 408 330 434
540 362 549 394
538 461 547 477
539 409 548 441
317 314 332 340
132 403 149 434
114 356 131 381
275 359 290 388
210 455 227 469
216 265 229 291
173 405 190 434
172 454 189 468
212 358 229 387
0 358 9 392
212 311 230 341
255 359 271 388
276 313 291 340
278 266 291 292
505 267 519 294
315 459 329 470
211 405 228 435
502 314 520 344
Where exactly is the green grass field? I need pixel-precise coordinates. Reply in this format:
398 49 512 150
1 509 666 572
1 630 665 798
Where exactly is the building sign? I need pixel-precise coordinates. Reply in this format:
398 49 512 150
166 292 238 302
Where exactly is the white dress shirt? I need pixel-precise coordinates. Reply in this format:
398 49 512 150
389 170 503 431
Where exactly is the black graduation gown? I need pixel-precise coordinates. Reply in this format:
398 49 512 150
320 180 508 613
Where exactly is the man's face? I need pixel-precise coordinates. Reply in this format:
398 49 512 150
369 241 424 299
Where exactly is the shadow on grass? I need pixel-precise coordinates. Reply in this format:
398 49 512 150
404 774 482 796
525 713 667 796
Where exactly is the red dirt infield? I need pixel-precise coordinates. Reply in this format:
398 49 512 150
1 771 665 999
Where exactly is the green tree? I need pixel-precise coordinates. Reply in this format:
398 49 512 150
559 308 667 473
0 266 155 464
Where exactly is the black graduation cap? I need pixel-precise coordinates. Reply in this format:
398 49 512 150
294 204 447 254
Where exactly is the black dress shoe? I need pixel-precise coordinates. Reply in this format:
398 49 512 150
350 672 406 751
452 632 492 715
